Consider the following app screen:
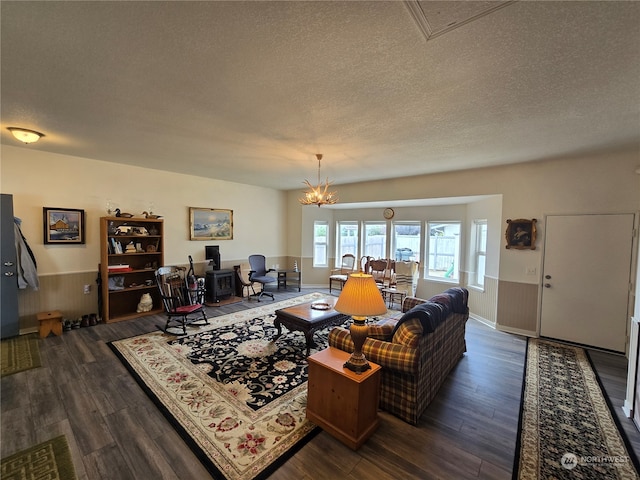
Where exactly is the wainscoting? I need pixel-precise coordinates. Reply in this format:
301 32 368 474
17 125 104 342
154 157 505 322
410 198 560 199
416 275 498 327
17 271 100 332
467 276 498 326
17 257 296 333
16 261 510 336
496 280 539 334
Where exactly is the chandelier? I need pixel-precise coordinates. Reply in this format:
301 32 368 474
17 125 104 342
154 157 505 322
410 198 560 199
298 154 338 207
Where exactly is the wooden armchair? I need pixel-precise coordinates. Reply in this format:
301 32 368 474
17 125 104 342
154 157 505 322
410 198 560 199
329 253 356 292
360 255 371 274
368 258 390 286
366 258 396 288
234 264 255 299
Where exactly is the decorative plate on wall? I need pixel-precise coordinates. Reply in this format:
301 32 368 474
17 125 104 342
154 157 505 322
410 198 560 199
383 208 395 219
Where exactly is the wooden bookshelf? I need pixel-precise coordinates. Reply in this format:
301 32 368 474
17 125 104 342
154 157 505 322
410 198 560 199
99 216 164 323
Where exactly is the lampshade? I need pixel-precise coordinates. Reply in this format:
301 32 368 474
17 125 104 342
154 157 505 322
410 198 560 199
334 272 387 319
8 127 44 144
334 272 386 373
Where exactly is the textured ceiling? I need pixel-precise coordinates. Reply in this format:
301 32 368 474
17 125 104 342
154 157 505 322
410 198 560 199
1 1 639 191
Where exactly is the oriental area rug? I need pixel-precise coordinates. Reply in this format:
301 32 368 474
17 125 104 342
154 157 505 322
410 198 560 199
513 338 640 480
111 293 393 480
1 435 76 480
1 333 41 377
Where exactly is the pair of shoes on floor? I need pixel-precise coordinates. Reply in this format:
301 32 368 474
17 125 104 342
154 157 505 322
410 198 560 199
79 313 99 328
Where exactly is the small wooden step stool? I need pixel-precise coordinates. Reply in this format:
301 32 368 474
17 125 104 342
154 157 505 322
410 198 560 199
37 310 63 338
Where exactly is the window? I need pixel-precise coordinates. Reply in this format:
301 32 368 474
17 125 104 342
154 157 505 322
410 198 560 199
313 221 328 267
336 221 359 265
426 221 461 281
392 222 421 262
363 222 387 259
471 220 487 287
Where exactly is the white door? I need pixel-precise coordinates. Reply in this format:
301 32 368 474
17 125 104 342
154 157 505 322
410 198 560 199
540 214 634 352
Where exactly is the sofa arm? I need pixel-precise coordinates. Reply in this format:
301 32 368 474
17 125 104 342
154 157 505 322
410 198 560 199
328 326 353 351
402 296 428 313
367 322 394 340
328 327 419 375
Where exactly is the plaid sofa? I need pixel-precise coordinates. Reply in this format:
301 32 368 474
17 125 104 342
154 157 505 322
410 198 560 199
328 287 469 425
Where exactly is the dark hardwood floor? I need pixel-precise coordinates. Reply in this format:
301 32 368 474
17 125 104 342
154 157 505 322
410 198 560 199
2 288 639 479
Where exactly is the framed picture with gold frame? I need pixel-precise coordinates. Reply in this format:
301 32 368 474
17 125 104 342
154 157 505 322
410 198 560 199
189 207 233 240
505 218 536 250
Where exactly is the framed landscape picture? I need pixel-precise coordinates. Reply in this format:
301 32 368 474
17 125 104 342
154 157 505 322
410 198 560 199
190 207 233 240
505 218 537 250
43 207 85 244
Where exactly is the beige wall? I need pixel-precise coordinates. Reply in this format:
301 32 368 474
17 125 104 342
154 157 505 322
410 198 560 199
287 148 640 334
2 145 638 334
1 145 288 329
293 196 504 324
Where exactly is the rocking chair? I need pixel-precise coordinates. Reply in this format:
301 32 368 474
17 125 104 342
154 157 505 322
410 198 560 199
156 266 209 335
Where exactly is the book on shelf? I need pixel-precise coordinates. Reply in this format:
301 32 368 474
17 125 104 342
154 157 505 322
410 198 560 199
110 238 123 254
108 264 131 273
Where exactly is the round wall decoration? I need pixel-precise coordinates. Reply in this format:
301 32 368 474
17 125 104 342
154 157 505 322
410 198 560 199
383 208 395 219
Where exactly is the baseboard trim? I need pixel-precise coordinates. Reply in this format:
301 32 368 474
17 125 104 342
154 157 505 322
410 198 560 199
496 324 536 337
469 314 495 329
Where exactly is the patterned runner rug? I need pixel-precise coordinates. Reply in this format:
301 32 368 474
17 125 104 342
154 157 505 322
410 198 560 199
1 435 76 480
513 338 640 479
1 333 41 377
111 293 393 480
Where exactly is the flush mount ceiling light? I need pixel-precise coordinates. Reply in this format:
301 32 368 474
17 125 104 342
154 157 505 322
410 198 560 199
7 127 44 144
298 154 338 207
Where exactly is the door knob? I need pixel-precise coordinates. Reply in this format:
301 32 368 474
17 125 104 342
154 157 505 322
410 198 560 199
4 272 14 277
545 275 551 279
544 283 551 288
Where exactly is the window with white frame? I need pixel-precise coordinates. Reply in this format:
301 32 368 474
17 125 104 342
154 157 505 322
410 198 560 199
426 221 461 281
471 220 487 287
336 221 359 265
363 222 387 259
313 221 328 267
392 222 421 262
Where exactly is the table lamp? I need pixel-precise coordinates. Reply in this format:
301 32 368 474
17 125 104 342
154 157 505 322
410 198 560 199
334 272 387 373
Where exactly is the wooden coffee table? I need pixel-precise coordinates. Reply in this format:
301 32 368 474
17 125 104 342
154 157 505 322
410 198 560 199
274 297 350 356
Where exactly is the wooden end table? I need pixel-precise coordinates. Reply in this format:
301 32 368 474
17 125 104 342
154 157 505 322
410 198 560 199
276 269 301 292
273 297 349 356
306 347 381 450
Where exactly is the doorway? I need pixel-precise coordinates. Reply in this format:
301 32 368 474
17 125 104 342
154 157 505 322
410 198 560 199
540 214 635 352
